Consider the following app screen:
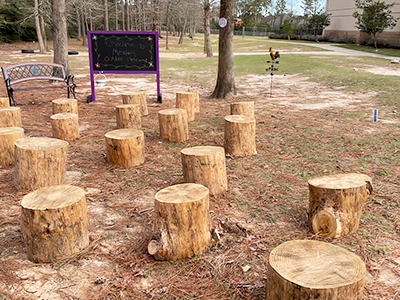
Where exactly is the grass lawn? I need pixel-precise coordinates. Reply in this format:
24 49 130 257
334 44 400 58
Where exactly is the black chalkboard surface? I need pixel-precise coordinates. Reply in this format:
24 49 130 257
90 32 157 72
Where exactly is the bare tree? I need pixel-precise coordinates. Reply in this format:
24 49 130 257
115 0 119 30
34 0 46 53
104 0 109 30
51 0 69 72
203 0 213 57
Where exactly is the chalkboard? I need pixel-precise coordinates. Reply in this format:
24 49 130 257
90 32 157 72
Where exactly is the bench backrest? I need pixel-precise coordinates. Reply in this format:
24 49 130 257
2 62 67 86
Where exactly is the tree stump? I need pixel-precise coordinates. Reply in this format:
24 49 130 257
0 97 10 107
224 115 256 157
0 127 24 166
192 90 200 113
14 137 68 191
105 129 144 168
230 101 255 119
20 185 89 263
50 113 79 142
121 92 148 116
158 108 189 142
176 91 195 122
148 183 210 261
52 98 78 115
308 173 373 238
115 104 141 129
181 146 228 195
0 107 21 128
266 240 366 300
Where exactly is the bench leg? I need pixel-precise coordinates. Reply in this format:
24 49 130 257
7 88 16 106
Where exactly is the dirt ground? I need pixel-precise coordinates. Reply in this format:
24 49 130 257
0 42 399 300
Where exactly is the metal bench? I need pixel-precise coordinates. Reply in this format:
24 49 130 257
1 62 76 106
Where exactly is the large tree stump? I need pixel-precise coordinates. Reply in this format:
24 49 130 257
181 146 228 195
115 104 141 129
122 92 148 116
230 101 255 119
52 98 78 115
176 91 195 122
158 108 189 142
0 97 10 107
0 127 24 166
224 115 256 157
14 137 68 191
148 183 210 261
192 90 200 113
308 173 372 238
50 113 79 141
266 240 366 300
105 129 144 168
0 107 21 128
20 185 89 263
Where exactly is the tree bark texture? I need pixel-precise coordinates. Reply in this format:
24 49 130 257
105 129 145 168
0 98 9 107
266 240 366 300
50 113 79 142
122 92 148 116
0 127 24 166
308 173 373 238
0 107 21 128
204 0 213 57
51 0 68 72
224 115 256 157
192 90 200 113
116 104 141 129
14 137 68 191
158 108 189 142
34 0 45 53
181 146 228 196
21 185 89 263
104 0 109 30
115 0 119 30
148 183 211 261
52 98 78 115
230 101 255 119
176 91 196 122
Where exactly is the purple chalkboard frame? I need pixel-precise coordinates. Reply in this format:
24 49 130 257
87 30 161 103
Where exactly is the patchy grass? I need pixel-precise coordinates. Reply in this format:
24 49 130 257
334 44 400 58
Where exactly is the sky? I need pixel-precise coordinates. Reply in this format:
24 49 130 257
289 0 327 15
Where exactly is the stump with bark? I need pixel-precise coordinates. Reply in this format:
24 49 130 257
122 92 148 116
181 146 228 195
176 91 195 122
148 183 210 261
0 127 24 166
0 107 21 128
115 104 141 129
224 115 256 157
308 173 372 238
266 240 366 300
158 108 189 142
50 113 79 141
0 97 9 107
52 98 78 115
105 129 144 168
20 185 89 263
14 137 68 191
230 101 254 119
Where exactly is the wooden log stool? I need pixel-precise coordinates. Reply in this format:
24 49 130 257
230 101 255 119
52 98 78 115
0 127 24 166
181 146 228 196
191 90 200 113
308 173 372 238
176 91 196 122
115 104 141 129
122 92 148 116
14 137 68 191
0 107 21 128
158 108 189 142
50 113 79 141
266 240 366 300
105 129 145 168
148 183 210 261
224 115 257 157
20 185 89 263
0 97 10 107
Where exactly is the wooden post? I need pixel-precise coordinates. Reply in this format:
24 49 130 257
224 115 256 157
266 240 366 300
121 92 148 116
0 107 21 128
50 113 79 141
176 91 195 122
308 173 372 238
230 101 255 119
0 97 10 107
14 137 68 191
0 127 24 166
158 108 189 142
105 129 145 168
52 98 78 115
181 146 228 195
191 90 200 113
20 185 89 263
148 183 210 261
115 104 141 129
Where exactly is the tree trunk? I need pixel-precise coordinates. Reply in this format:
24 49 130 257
204 0 213 57
50 113 79 142
122 1 125 31
51 0 68 73
158 108 189 142
211 0 235 98
81 7 87 46
89 8 93 30
39 14 48 52
77 10 81 41
179 20 187 44
34 0 45 53
125 1 130 31
104 0 109 30
224 115 256 157
373 34 377 49
115 0 119 30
